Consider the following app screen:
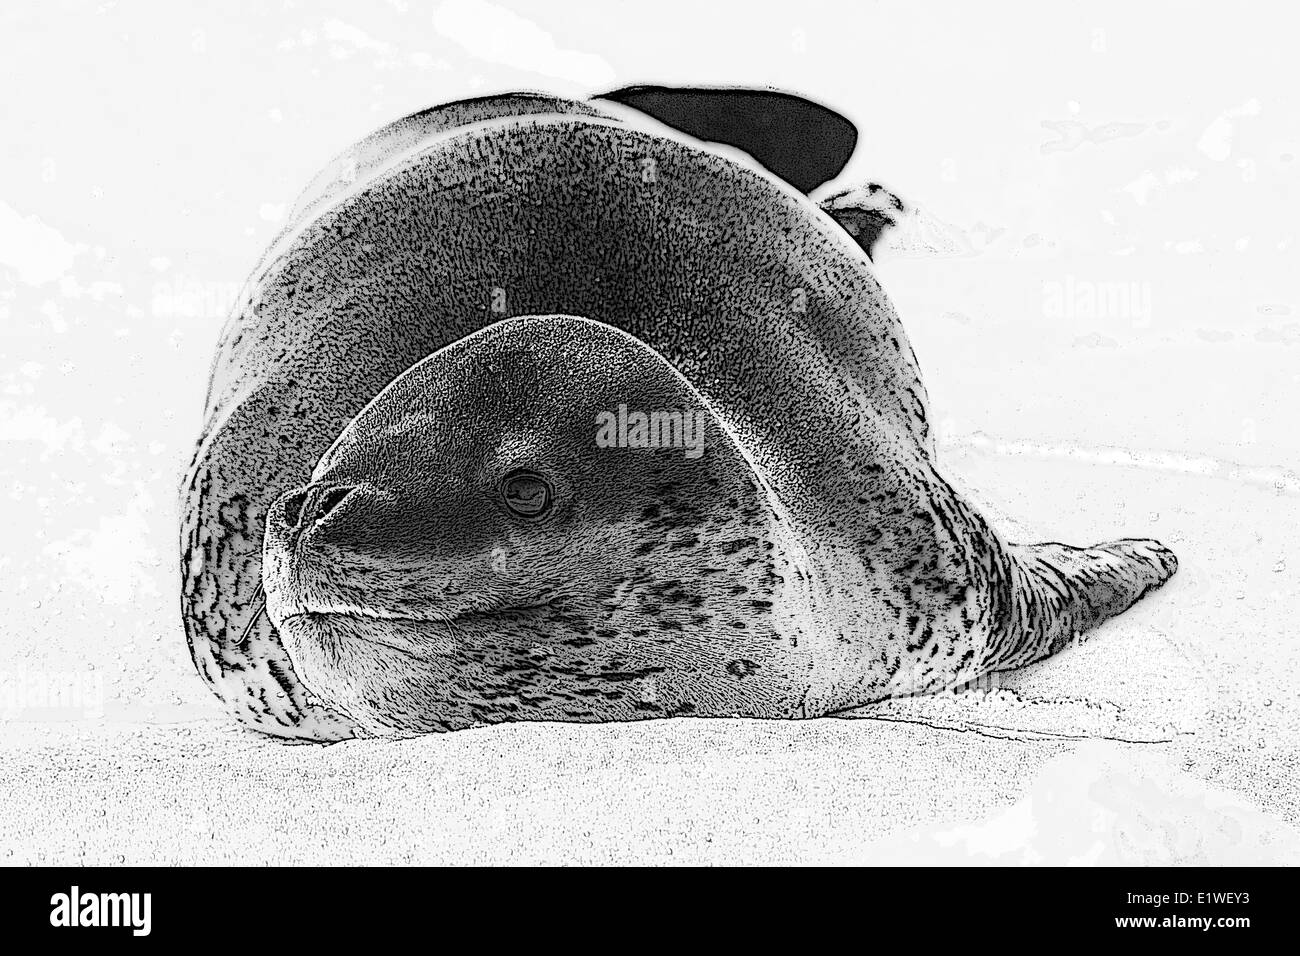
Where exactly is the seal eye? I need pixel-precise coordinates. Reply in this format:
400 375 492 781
501 470 553 520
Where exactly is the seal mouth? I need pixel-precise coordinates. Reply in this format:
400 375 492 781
285 602 460 627
281 598 557 630
277 600 560 663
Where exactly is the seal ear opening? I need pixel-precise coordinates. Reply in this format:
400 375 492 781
817 183 906 261
594 85 857 194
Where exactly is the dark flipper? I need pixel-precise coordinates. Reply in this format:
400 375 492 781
595 85 857 194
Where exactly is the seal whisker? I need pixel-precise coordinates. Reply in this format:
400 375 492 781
233 584 266 647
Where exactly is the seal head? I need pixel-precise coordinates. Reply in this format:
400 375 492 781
262 316 806 735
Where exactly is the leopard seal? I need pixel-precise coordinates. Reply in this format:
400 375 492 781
181 89 1177 740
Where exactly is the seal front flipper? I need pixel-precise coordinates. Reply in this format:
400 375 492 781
866 494 1179 704
595 84 857 193
817 182 906 261
987 537 1179 672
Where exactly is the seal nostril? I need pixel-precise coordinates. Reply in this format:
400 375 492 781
282 484 356 535
282 489 310 529
317 486 354 521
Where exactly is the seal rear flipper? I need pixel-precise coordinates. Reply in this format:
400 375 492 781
987 537 1179 673
595 85 857 194
817 183 906 261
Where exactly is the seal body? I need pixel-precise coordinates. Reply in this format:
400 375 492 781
182 92 1176 739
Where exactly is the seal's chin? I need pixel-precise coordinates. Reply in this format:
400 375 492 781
266 598 565 736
